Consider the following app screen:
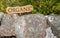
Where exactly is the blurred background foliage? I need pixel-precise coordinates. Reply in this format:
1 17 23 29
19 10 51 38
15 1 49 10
0 0 60 15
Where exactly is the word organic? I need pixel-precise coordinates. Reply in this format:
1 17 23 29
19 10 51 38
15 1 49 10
6 5 33 14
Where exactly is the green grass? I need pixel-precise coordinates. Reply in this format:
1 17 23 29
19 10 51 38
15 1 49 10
0 0 60 15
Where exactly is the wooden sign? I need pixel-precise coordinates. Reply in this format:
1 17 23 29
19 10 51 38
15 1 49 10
6 5 33 14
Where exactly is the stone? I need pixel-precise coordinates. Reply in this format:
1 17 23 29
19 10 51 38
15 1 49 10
0 14 18 36
15 14 48 38
45 14 60 38
0 12 4 21
0 13 59 38
45 27 57 38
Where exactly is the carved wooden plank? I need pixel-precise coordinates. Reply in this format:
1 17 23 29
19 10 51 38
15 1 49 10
6 5 33 14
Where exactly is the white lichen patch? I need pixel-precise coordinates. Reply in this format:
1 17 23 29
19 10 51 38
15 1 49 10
45 27 57 38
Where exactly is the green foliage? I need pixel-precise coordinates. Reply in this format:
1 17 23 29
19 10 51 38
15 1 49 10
0 0 60 15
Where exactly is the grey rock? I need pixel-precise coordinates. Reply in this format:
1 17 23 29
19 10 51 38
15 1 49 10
0 14 18 36
0 13 58 38
45 14 60 38
45 27 57 38
15 14 48 38
0 12 4 21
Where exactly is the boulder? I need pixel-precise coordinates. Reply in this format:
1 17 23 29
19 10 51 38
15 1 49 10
15 14 48 38
0 12 4 21
45 27 57 38
0 14 58 38
0 14 18 36
0 12 4 26
45 14 60 38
